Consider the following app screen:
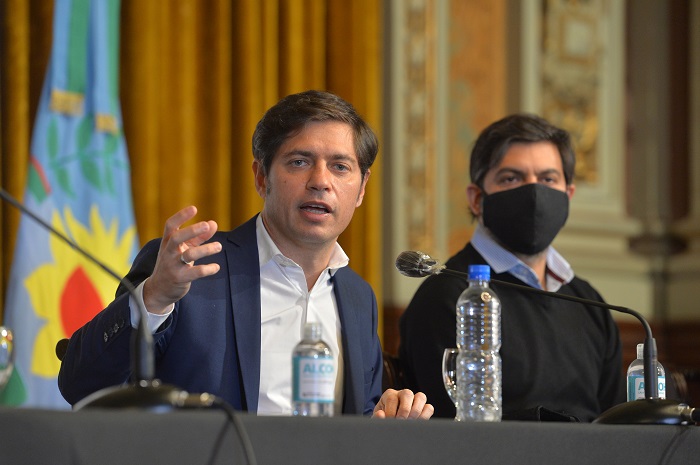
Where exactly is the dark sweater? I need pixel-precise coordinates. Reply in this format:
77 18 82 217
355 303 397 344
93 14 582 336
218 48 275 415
399 244 625 422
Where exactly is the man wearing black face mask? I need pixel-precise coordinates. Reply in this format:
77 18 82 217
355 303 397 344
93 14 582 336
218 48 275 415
399 113 625 422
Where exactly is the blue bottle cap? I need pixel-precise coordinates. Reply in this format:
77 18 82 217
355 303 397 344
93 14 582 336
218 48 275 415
468 265 490 281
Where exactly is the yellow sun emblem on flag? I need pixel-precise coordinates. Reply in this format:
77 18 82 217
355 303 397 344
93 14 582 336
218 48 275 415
24 205 136 378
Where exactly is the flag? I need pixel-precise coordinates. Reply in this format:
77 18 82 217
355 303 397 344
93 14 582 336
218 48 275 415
0 0 138 408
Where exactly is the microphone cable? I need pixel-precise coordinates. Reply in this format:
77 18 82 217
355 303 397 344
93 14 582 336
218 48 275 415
208 397 258 465
182 393 258 465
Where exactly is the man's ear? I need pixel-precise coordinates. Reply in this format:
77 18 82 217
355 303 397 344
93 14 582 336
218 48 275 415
252 160 267 198
466 184 483 217
355 169 370 207
566 183 576 200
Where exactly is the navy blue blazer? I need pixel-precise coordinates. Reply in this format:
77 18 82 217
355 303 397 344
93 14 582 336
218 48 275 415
58 216 383 414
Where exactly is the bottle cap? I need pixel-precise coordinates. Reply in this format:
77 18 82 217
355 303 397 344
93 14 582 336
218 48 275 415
304 322 322 341
468 264 490 281
636 338 657 359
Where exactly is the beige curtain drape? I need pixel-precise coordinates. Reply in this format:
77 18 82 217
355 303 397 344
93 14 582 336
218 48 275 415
0 0 383 337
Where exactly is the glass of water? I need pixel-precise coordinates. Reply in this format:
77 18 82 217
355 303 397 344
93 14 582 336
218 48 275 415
0 327 14 393
442 348 458 407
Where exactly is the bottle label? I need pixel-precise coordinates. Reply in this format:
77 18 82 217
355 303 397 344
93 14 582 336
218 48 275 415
628 374 666 400
293 355 335 403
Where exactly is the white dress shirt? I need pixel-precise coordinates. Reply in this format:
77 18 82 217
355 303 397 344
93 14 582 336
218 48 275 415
256 215 345 415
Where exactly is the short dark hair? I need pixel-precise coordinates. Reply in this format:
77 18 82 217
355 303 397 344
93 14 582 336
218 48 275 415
469 113 576 189
252 90 378 178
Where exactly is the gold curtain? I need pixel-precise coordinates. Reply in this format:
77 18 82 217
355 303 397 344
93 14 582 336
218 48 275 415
0 0 383 337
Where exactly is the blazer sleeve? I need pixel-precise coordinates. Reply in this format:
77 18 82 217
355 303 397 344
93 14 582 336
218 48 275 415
58 239 162 405
364 290 383 415
333 267 383 415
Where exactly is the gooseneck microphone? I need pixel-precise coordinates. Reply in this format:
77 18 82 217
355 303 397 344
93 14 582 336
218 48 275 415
395 250 699 425
0 187 209 410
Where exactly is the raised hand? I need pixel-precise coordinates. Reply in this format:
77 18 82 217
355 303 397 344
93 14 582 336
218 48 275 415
143 206 222 314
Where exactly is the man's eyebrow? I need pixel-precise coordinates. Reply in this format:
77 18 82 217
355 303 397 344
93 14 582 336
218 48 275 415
493 167 525 177
328 153 359 164
535 168 563 176
281 150 358 164
493 167 562 176
281 149 313 157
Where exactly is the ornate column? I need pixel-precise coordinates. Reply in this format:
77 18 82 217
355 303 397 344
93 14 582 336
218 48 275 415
383 0 510 304
382 0 509 352
522 0 652 317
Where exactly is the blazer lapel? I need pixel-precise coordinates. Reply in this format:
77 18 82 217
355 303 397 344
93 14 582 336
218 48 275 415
333 272 364 414
225 217 262 412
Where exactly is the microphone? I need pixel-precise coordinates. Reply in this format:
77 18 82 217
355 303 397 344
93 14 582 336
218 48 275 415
395 250 699 425
55 337 69 362
0 187 212 410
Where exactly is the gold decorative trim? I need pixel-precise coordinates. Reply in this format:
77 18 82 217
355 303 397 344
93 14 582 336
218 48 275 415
95 113 119 135
405 0 437 253
49 88 84 115
542 0 604 184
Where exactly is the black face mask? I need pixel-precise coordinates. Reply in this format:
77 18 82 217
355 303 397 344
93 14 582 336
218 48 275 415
482 183 569 255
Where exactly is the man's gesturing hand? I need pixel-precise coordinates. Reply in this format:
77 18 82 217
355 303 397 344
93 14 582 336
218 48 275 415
143 206 221 314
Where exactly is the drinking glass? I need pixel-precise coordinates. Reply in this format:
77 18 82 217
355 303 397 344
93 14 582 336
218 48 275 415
442 348 458 407
0 327 14 393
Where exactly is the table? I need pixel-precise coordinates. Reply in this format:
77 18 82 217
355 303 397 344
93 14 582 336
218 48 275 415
1 407 698 464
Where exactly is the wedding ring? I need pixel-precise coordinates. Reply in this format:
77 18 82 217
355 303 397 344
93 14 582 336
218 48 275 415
180 253 193 265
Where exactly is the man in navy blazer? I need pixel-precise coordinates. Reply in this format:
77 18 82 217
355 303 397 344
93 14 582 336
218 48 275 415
58 90 433 419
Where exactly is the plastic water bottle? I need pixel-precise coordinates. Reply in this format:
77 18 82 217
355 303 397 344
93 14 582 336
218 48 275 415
627 339 666 401
292 322 335 417
455 264 502 422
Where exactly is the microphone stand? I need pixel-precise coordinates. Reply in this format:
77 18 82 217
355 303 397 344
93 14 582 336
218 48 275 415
395 251 699 425
0 187 209 410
